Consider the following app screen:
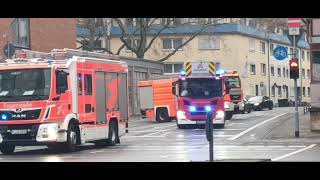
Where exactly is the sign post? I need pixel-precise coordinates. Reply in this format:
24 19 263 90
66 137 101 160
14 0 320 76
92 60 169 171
205 111 214 162
288 18 303 138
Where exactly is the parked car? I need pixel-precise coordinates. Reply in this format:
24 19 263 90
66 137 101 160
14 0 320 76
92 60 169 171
248 96 273 111
242 98 252 114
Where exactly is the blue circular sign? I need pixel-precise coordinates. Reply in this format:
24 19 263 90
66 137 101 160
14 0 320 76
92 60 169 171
273 46 288 61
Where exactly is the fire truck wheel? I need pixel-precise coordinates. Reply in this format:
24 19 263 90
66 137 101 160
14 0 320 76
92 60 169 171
0 144 15 155
107 121 118 146
62 123 78 152
225 112 233 120
177 124 187 129
156 108 170 123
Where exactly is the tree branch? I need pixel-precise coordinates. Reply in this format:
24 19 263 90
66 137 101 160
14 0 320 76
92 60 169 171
116 43 126 55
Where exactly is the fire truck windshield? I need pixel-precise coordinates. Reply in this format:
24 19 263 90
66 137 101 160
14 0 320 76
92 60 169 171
225 77 240 88
179 78 222 99
0 68 51 102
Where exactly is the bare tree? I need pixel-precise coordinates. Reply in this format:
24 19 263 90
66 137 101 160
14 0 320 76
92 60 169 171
77 18 225 61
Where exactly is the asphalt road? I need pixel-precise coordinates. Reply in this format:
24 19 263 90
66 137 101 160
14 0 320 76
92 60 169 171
0 107 318 162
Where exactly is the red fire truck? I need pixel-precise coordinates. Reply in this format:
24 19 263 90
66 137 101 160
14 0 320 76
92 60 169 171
0 49 129 154
139 62 225 128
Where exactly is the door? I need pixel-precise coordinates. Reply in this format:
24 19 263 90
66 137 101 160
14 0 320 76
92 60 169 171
95 71 107 124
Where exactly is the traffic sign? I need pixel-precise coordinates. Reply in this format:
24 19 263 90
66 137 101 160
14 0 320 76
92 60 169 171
273 46 288 61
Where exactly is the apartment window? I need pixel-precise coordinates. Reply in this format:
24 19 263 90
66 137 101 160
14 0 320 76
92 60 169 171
162 38 183 50
271 86 275 97
164 63 183 74
296 49 300 59
255 85 259 96
84 74 92 95
283 68 286 77
249 39 255 52
260 41 266 54
290 48 294 58
302 69 305 79
286 69 289 78
302 50 305 61
261 63 266 76
270 66 275 76
308 87 311 96
307 69 311 79
307 51 310 61
303 87 306 97
277 68 281 77
250 64 256 75
199 36 220 50
10 18 30 48
270 43 274 52
278 86 282 97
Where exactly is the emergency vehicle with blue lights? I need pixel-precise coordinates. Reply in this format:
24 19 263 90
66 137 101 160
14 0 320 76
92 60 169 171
0 49 129 154
138 61 225 129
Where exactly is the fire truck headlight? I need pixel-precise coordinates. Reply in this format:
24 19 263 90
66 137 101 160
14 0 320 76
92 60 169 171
189 106 196 112
37 123 59 142
254 103 259 106
177 110 186 120
205 106 212 112
216 110 225 119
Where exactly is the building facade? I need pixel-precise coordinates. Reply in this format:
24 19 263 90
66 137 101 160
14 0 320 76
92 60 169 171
77 18 311 105
0 18 77 60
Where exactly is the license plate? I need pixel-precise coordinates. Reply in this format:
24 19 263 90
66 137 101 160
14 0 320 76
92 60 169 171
11 129 28 135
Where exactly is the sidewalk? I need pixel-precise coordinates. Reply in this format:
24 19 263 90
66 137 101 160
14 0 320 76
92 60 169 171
264 111 320 142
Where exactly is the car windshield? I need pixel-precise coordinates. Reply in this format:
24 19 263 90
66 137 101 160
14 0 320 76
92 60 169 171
225 77 241 89
179 78 222 99
248 96 263 102
0 68 51 102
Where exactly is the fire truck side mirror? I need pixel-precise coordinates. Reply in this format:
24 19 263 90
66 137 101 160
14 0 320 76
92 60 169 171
172 82 178 96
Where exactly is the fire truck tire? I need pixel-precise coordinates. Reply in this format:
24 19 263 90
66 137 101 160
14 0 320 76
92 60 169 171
0 144 15 154
107 121 118 146
62 123 78 152
177 124 187 129
156 108 170 123
225 112 233 120
214 123 225 129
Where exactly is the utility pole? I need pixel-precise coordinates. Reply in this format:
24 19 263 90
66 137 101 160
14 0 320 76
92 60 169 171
293 35 300 138
205 112 213 162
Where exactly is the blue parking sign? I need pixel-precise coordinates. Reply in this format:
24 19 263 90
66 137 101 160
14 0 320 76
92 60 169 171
273 46 288 61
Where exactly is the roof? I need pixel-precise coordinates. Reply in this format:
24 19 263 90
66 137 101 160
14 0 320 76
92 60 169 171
77 24 310 49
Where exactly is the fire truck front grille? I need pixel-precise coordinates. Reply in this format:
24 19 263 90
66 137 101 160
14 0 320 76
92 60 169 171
230 94 241 101
0 124 40 142
0 109 41 121
190 112 207 116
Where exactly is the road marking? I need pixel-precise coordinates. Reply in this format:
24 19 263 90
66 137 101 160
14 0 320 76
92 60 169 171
123 136 165 138
190 134 233 137
288 146 306 148
90 150 103 154
228 113 287 140
271 144 317 161
225 123 244 127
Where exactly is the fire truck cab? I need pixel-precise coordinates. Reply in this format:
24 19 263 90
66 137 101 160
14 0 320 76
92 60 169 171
0 49 129 154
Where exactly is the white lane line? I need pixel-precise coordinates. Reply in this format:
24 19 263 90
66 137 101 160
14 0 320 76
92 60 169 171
89 150 103 154
122 136 165 138
288 146 306 148
142 127 176 136
225 123 244 127
228 113 287 140
271 144 317 161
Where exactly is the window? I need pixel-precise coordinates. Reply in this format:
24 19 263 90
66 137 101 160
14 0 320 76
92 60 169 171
260 41 266 54
250 64 256 75
307 69 311 79
270 43 274 52
302 50 305 61
261 63 266 76
271 66 275 76
255 85 259 96
303 87 306 97
10 18 30 48
162 38 183 50
278 86 282 97
290 48 294 58
277 68 281 77
189 18 199 25
286 69 289 78
78 73 82 95
199 36 220 50
250 84 255 95
164 63 183 74
271 86 275 97
84 74 92 95
302 69 305 79
307 51 310 61
296 49 300 59
283 68 286 77
249 39 255 51
308 87 311 96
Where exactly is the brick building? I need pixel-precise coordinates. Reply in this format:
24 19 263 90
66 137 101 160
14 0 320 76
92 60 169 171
0 18 76 60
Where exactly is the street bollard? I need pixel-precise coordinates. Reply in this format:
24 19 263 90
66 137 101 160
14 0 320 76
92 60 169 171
205 111 214 162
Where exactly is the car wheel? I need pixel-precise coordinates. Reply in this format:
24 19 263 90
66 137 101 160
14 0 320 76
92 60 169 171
269 105 273 110
225 112 233 120
0 144 15 155
107 121 119 146
156 108 170 123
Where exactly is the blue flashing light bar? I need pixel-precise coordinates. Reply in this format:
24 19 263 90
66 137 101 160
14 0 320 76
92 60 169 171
189 106 196 112
1 114 8 120
205 105 212 112
180 70 186 76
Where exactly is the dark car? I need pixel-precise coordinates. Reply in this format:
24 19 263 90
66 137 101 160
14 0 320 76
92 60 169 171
242 98 252 114
248 96 273 111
